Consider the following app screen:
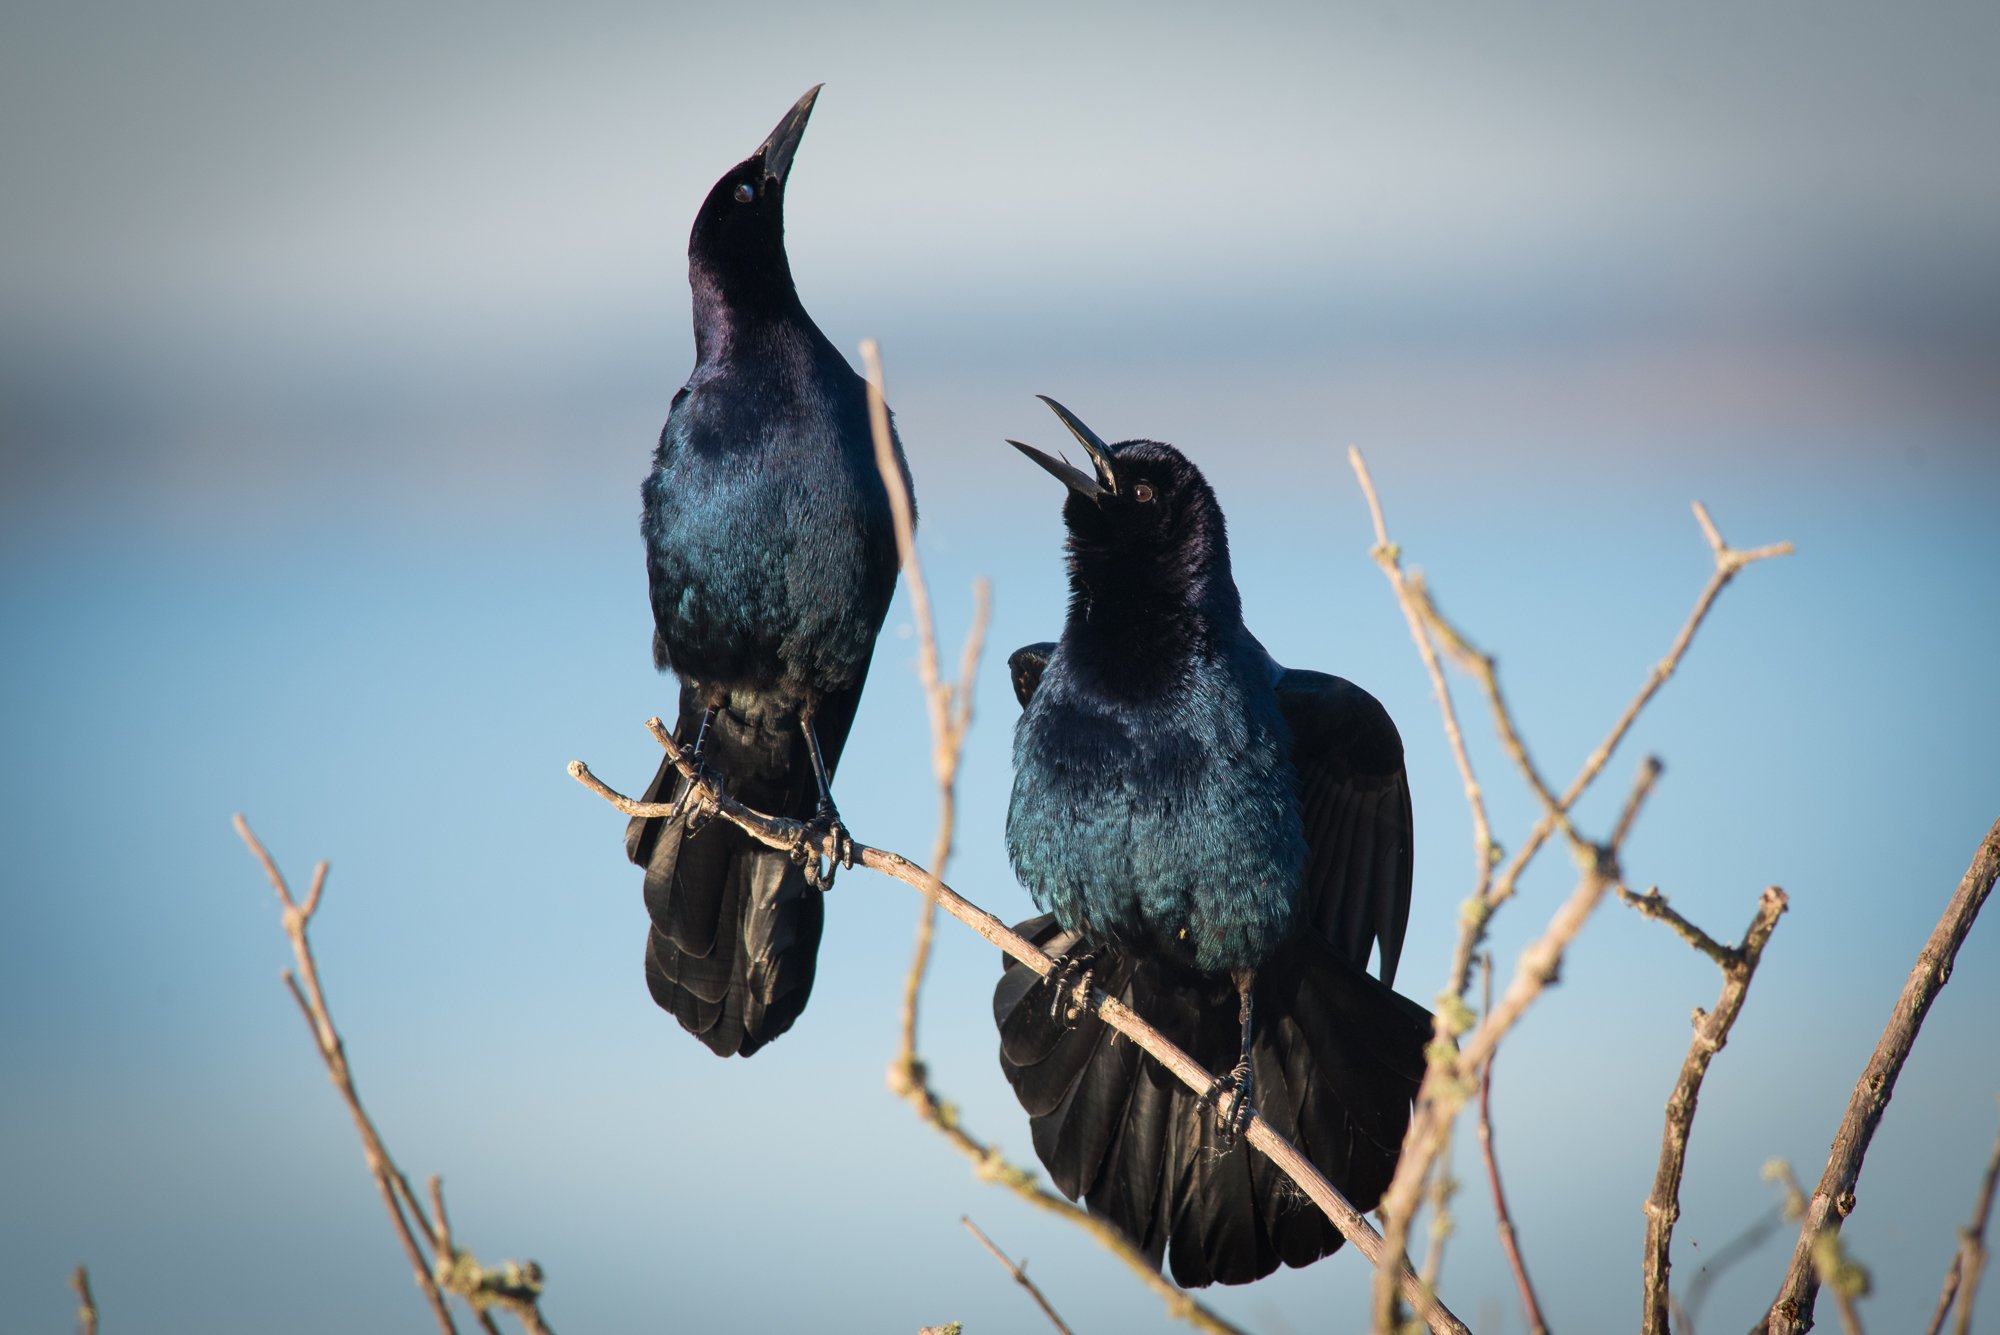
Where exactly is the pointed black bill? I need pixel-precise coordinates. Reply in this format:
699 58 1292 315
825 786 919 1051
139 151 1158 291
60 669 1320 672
1009 438 1103 499
758 85 822 185
1036 396 1119 496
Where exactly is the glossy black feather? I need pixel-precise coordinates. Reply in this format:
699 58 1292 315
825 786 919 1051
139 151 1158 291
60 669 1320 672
997 913 1429 1285
629 87 910 1057
999 558 1426 1286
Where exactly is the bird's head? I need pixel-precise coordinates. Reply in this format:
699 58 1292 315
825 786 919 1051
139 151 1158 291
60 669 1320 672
1010 397 1237 620
687 85 821 304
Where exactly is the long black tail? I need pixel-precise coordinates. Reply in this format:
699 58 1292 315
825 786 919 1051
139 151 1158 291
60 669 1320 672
995 915 1431 1287
626 680 847 1057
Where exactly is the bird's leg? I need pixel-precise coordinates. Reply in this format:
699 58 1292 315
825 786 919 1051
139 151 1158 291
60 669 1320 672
790 704 851 891
1045 946 1102 1025
1198 969 1257 1142
671 706 724 833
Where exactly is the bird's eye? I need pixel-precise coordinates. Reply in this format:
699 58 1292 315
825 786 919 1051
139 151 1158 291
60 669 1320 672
1133 483 1155 503
733 182 756 204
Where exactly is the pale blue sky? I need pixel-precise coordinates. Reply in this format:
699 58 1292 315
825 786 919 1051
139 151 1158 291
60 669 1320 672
3 3 1998 1332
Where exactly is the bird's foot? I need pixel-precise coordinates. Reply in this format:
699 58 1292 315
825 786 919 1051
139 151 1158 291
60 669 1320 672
1198 1059 1256 1143
1045 949 1101 1025
673 761 725 836
791 802 852 892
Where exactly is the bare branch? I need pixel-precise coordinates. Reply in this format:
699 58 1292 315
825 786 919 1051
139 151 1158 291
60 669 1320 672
1765 1161 1869 1335
962 1217 1076 1335
233 815 459 1335
71 1265 97 1335
1350 462 1789 1331
1620 886 1738 967
1347 448 1497 907
1477 956 1548 1335
1639 886 1789 1335
1925 1102 2000 1335
849 345 1246 1333
570 733 1469 1334
1757 816 2000 1335
234 816 555 1335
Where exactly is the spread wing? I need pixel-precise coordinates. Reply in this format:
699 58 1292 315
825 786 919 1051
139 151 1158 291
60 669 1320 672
1271 668 1413 985
1005 642 1413 986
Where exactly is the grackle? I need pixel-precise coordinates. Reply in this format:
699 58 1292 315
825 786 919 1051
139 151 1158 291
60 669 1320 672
995 397 1430 1286
625 86 912 1058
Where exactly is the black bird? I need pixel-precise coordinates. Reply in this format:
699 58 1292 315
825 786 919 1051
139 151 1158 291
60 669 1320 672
995 397 1430 1286
625 86 911 1058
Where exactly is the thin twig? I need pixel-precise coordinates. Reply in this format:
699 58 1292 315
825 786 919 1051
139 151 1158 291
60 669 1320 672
1756 816 2000 1335
962 1217 1077 1335
1765 1162 1868 1335
1637 886 1789 1335
235 816 555 1335
851 345 1245 1334
1925 1102 2000 1335
71 1265 97 1335
234 815 459 1335
1348 447 1497 922
1683 1206 1787 1333
1477 956 1548 1335
569 734 1470 1335
1350 459 1788 1331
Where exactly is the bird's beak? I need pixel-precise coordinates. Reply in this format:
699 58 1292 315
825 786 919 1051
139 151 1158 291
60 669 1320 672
1008 396 1119 500
758 84 822 185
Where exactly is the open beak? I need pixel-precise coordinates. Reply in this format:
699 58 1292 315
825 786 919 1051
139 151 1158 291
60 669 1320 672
758 84 822 185
1008 396 1120 500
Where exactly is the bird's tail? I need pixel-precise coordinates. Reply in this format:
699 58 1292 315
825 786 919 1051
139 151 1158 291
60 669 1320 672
994 915 1431 1287
626 682 826 1058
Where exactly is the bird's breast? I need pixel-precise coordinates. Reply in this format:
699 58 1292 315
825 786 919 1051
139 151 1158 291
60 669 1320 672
1005 676 1306 973
642 378 896 693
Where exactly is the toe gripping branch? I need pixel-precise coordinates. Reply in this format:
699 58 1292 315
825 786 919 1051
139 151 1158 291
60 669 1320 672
1197 970 1258 1143
1046 948 1101 1024
791 802 853 892
671 707 724 834
791 709 854 891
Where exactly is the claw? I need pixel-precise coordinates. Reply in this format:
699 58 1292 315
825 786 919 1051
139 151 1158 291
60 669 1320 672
793 802 849 892
1198 1059 1256 1143
1198 968 1258 1143
1045 948 1100 1025
680 768 725 836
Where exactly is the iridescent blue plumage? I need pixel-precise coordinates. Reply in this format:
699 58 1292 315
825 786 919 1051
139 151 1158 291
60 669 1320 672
995 400 1429 1289
1005 441 1304 972
625 86 912 1057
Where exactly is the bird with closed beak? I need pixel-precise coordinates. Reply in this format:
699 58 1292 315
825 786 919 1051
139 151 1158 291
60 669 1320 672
626 86 914 1058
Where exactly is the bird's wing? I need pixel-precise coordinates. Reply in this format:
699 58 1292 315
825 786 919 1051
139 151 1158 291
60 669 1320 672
1273 669 1414 986
1007 642 1058 708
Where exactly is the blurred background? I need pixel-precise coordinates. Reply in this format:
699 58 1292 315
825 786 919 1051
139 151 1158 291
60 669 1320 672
4 2 1997 1331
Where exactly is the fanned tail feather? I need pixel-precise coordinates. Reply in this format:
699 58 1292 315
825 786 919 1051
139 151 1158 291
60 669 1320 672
626 682 825 1057
996 914 1430 1286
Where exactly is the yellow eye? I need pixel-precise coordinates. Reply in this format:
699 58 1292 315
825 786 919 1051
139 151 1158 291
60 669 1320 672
1133 483 1155 503
733 182 755 204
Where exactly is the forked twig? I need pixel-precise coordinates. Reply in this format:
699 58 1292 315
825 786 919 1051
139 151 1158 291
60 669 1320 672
1349 449 1791 1331
1924 1102 2000 1335
233 816 554 1335
1757 817 2000 1335
963 1217 1076 1335
571 728 1466 1333
1630 885 1789 1335
234 816 458 1335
